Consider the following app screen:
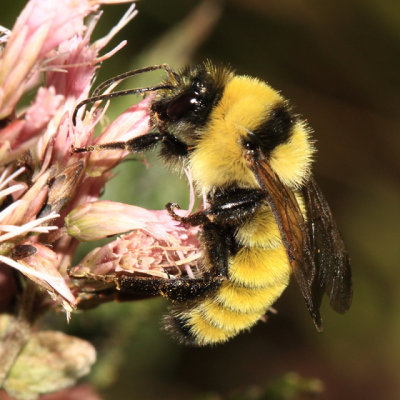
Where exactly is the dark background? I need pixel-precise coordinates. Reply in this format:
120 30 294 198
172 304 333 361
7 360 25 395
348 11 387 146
3 1 400 399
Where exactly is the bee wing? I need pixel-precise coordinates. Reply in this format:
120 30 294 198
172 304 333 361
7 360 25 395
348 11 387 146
302 177 352 314
247 157 323 331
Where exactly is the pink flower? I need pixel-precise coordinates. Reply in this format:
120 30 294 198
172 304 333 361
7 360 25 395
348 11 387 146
1 0 87 119
0 0 162 396
67 201 201 282
83 95 154 176
0 0 136 119
0 242 76 312
0 0 139 312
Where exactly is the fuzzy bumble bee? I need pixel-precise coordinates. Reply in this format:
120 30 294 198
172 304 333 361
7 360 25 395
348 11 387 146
73 61 353 346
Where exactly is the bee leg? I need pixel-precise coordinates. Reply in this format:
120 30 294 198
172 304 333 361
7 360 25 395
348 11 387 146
201 223 233 278
167 189 264 279
74 132 188 155
206 187 266 224
118 275 224 302
72 274 224 309
167 187 265 226
166 202 209 225
125 131 188 155
74 289 130 310
160 133 189 156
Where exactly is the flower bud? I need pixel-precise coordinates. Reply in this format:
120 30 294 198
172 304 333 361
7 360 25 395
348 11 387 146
66 200 187 242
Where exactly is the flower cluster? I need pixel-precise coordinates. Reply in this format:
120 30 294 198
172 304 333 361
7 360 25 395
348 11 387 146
0 0 141 314
0 1 200 397
1 0 201 315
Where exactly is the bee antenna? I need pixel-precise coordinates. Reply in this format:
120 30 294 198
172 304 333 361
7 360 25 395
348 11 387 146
72 84 173 126
73 63 178 125
91 64 177 97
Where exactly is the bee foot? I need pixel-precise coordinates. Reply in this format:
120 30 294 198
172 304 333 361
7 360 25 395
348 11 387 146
166 202 183 221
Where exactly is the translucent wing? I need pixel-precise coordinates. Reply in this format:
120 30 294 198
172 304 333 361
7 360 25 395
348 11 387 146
302 177 352 314
246 156 322 330
246 154 352 330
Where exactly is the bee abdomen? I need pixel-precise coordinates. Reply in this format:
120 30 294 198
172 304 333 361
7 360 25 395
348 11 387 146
214 281 288 313
164 244 291 346
165 299 266 346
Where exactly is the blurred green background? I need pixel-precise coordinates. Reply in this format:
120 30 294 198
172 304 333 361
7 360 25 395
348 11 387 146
3 1 400 399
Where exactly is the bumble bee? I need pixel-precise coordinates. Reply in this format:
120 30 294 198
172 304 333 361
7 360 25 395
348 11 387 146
73 61 352 346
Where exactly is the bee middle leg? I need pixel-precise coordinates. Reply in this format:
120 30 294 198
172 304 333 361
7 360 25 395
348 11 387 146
167 187 265 278
167 187 265 226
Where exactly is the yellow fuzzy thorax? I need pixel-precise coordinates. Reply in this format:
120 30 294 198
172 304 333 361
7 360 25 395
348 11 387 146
189 75 315 192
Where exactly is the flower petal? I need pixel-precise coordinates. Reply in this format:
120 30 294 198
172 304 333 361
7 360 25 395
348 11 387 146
0 244 76 311
66 200 194 241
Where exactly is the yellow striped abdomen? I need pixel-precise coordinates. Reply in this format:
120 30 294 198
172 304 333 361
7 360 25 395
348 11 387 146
167 207 291 346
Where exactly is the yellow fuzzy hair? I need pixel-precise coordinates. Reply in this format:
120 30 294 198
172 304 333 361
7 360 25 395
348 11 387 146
190 75 314 192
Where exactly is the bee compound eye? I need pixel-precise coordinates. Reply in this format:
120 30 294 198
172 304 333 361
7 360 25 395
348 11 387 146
166 90 198 121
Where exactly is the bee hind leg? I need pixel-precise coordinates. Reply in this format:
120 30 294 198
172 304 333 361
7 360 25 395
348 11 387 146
117 274 224 302
72 274 224 309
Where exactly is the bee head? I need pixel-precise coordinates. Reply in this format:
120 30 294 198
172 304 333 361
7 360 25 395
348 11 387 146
150 61 234 133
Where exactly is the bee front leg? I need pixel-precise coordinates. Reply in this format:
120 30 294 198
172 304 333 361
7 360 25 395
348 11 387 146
73 132 188 155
